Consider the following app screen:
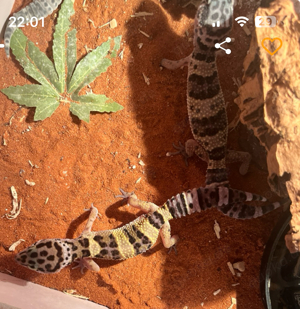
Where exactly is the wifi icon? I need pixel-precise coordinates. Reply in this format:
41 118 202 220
235 16 249 27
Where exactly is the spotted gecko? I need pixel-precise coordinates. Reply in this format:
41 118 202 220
4 0 62 57
162 0 252 185
15 187 281 274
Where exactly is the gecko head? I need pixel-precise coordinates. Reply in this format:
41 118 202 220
15 238 75 273
197 0 233 29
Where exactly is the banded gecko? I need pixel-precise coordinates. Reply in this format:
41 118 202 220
162 0 251 185
4 0 62 57
15 187 281 274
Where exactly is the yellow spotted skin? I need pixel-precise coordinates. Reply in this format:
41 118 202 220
78 207 172 261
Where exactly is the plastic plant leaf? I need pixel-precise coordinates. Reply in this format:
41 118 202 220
53 0 75 93
27 40 61 92
9 29 59 97
67 40 112 95
66 29 77 86
1 0 123 122
111 36 122 59
70 93 123 123
1 85 59 121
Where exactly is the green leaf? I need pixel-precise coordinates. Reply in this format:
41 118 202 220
34 102 60 121
70 93 123 123
1 85 59 120
53 0 75 93
67 29 77 85
10 29 58 96
1 0 123 122
67 40 112 95
111 36 122 58
27 41 60 92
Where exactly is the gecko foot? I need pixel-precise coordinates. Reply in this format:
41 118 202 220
115 188 134 199
115 188 137 202
116 188 159 212
83 203 100 219
73 258 100 274
73 259 88 274
166 142 190 166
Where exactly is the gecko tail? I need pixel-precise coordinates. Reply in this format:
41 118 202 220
4 26 15 57
217 198 290 219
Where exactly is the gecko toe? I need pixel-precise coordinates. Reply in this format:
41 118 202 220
166 142 190 166
115 188 136 201
168 244 178 255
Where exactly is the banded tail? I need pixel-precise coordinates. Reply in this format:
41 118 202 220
217 200 285 219
164 186 281 220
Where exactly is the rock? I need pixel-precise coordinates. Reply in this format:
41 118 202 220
234 0 300 252
233 261 245 272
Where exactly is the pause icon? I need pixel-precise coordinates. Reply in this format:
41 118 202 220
212 21 220 27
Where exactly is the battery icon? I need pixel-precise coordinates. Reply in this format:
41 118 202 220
255 16 276 27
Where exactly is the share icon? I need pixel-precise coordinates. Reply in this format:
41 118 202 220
215 37 231 54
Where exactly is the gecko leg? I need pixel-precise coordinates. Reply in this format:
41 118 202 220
116 188 159 213
226 150 252 176
166 141 191 166
80 204 98 234
75 205 100 273
166 140 207 166
161 54 191 70
167 139 251 175
160 221 179 255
